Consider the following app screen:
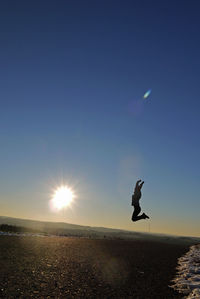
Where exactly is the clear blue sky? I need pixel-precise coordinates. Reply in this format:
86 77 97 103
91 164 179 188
0 0 200 236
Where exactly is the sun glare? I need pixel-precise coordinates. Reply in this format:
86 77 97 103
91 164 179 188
51 186 74 211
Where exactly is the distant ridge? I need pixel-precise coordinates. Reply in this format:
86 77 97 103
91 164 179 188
0 215 123 232
0 216 199 244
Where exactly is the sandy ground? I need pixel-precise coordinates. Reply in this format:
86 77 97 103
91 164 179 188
0 236 189 298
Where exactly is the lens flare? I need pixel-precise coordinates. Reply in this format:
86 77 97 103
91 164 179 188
143 89 151 99
50 186 74 211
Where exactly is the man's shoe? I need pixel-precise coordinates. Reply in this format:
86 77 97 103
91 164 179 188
142 213 149 219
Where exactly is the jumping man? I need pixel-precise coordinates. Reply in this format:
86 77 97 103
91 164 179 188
131 180 149 222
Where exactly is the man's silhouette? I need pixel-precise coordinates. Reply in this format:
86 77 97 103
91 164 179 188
131 180 149 222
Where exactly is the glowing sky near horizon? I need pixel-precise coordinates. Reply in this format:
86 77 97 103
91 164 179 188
0 0 200 237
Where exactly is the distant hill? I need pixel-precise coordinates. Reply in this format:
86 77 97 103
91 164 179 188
0 216 121 233
0 216 199 245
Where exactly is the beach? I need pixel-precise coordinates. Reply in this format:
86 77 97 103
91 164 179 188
0 236 190 298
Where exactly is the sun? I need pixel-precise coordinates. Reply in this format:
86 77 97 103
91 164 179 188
51 186 74 211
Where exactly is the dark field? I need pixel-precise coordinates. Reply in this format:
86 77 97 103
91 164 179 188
0 236 189 298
